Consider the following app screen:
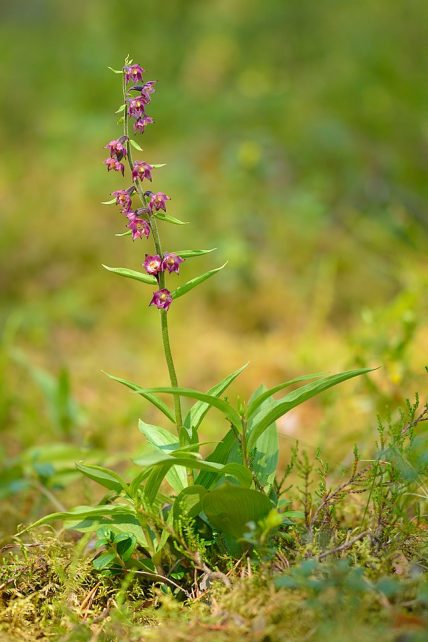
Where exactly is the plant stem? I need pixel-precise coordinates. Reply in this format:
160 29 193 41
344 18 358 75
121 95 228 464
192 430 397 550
121 73 184 441
240 417 249 469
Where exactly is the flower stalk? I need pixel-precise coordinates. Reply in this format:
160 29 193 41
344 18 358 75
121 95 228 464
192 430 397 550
109 63 185 442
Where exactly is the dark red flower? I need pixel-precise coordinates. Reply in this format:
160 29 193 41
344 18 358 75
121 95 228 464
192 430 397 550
150 288 173 311
127 216 150 240
140 81 156 103
124 64 145 84
112 189 133 211
147 191 171 212
128 97 147 118
104 158 125 176
132 161 153 183
161 253 184 274
134 115 154 134
105 136 128 161
144 254 162 275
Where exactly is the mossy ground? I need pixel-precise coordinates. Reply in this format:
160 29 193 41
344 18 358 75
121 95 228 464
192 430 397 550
1 522 427 642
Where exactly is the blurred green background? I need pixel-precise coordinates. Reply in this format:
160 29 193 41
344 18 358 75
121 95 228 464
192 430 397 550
1 0 427 528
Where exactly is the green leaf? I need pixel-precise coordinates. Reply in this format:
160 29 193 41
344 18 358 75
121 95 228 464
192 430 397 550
283 510 305 520
143 464 172 504
134 451 252 503
102 265 157 286
138 420 187 493
108 66 124 74
247 373 326 418
129 468 152 498
101 197 117 205
151 163 166 168
173 485 207 524
20 505 136 534
116 534 137 561
247 367 373 452
247 389 278 489
93 552 117 570
76 463 126 493
115 104 126 114
129 139 143 151
195 429 238 489
134 385 242 430
202 485 274 538
172 248 217 259
104 372 175 423
183 363 248 440
115 230 132 237
171 263 227 301
35 506 149 549
154 213 189 225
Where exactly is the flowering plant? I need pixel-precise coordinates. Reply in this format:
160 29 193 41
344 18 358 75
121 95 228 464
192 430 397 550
27 57 371 576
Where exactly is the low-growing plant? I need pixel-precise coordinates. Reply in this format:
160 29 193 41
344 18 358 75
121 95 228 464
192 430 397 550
22 57 373 578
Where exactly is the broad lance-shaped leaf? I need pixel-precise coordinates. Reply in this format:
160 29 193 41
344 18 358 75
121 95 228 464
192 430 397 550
129 467 152 498
75 463 126 493
195 428 241 489
17 504 138 535
104 372 175 423
171 263 227 301
154 213 188 225
102 265 157 286
138 420 187 493
247 372 326 418
184 363 248 439
129 138 143 151
134 450 252 502
171 249 217 259
202 485 275 538
247 367 374 452
247 386 278 490
132 385 242 430
173 485 208 523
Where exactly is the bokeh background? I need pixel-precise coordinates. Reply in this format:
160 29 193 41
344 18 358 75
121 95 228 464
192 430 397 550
1 0 427 531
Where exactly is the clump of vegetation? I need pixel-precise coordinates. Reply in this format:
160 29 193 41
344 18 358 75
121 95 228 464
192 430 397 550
1 57 427 642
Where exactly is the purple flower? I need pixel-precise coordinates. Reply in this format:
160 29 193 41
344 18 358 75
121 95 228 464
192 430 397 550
104 157 125 176
127 216 150 240
161 253 184 274
134 115 154 134
112 189 133 211
144 254 162 275
132 161 153 183
147 191 171 212
150 288 173 311
140 81 156 103
105 136 128 161
128 97 147 118
124 64 145 84
131 81 157 98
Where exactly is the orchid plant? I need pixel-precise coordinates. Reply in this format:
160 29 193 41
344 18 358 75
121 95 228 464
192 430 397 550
26 57 371 576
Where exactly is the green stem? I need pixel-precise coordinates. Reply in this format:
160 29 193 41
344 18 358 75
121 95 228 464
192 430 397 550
240 417 249 469
121 72 184 442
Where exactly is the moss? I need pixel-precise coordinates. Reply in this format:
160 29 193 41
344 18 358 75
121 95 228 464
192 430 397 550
2 535 427 642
